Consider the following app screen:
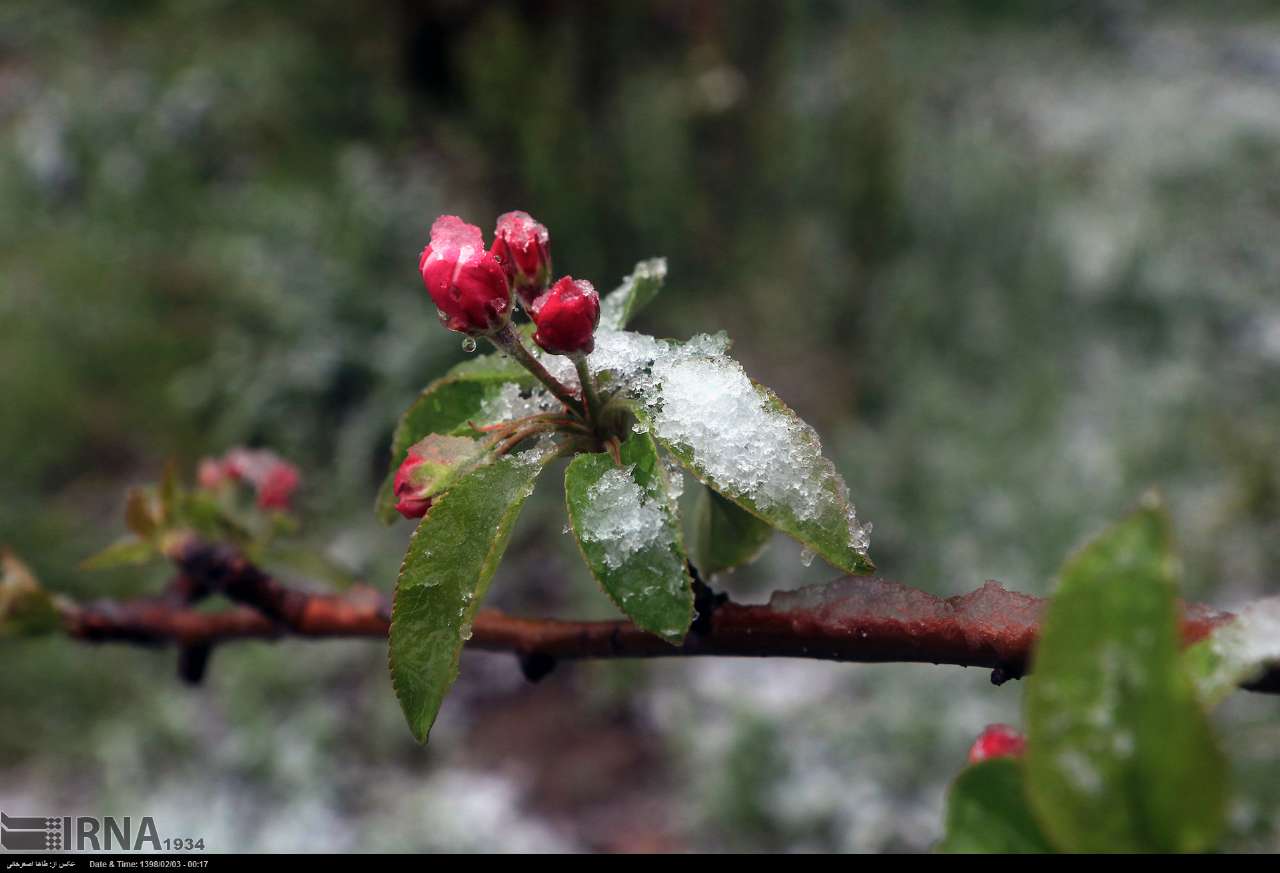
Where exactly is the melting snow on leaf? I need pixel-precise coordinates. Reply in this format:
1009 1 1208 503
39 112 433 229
543 330 872 560
476 383 554 425
576 465 666 570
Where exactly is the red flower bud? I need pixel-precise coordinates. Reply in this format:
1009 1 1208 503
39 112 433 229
212 448 300 511
393 450 434 519
967 724 1026 764
197 458 229 490
392 435 480 520
531 277 600 356
256 462 301 511
419 216 512 336
490 210 551 310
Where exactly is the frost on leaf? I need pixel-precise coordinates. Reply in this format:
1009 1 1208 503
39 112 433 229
549 330 873 572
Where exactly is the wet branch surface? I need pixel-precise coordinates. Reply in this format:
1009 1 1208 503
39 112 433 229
60 538 1280 693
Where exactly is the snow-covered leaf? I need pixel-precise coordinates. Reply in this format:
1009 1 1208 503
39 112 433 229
1025 503 1227 853
693 485 773 577
573 330 872 574
937 759 1053 854
564 431 693 643
389 452 548 743
598 258 667 331
1184 596 1280 708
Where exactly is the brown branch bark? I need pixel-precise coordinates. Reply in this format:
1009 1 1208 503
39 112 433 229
56 537 1280 693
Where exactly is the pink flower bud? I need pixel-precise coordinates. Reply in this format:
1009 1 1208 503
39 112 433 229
967 724 1026 764
222 448 253 482
211 448 300 511
531 277 600 356
419 215 512 336
256 461 301 511
393 452 434 519
392 435 479 521
197 458 228 490
490 210 551 310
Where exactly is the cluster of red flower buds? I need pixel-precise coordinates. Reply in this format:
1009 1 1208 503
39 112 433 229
402 210 606 521
418 210 599 356
967 723 1026 764
198 448 300 511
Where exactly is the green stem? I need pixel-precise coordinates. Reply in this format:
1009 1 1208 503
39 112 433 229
572 354 604 431
488 324 584 416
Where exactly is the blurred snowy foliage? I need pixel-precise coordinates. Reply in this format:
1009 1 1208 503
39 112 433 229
3 1 1280 852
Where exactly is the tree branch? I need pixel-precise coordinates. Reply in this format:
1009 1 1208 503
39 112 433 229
55 537 1279 693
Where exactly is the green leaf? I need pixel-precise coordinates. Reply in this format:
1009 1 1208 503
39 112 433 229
598 258 667 331
389 453 547 743
443 342 534 384
937 760 1054 854
376 371 534 523
1184 596 1280 708
692 485 774 577
79 537 158 571
564 432 694 643
1024 503 1228 853
0 551 62 637
654 383 873 575
175 490 255 545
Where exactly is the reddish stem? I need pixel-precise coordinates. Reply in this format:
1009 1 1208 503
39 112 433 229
58 538 1279 695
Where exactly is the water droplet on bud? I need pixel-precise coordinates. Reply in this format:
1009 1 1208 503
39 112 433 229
799 547 815 567
461 337 478 353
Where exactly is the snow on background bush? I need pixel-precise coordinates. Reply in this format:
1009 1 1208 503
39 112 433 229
3 2 1280 852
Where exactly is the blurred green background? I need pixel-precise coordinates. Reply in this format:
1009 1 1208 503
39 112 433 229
3 0 1280 852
